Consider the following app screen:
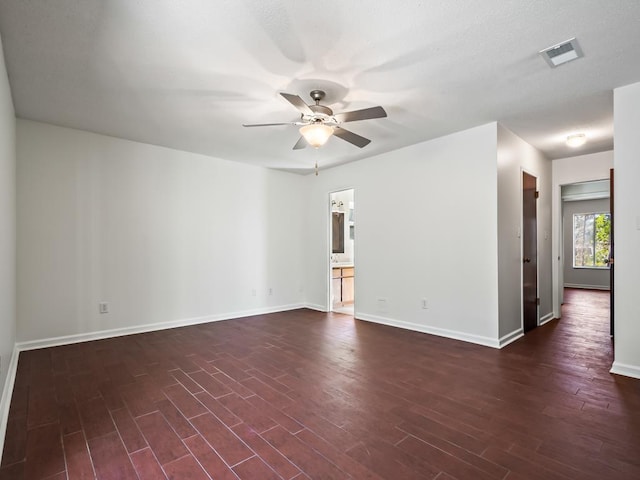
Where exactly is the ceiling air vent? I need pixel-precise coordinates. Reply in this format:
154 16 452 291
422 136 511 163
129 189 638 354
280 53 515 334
539 38 583 68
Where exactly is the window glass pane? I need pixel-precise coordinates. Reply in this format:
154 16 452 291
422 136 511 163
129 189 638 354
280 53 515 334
583 215 594 266
594 213 611 267
573 213 588 267
573 211 610 268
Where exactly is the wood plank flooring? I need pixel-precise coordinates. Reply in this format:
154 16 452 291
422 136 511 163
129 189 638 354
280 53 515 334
1 288 639 479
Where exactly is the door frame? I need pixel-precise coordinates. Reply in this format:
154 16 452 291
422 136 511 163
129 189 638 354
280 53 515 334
327 188 355 313
521 167 539 332
551 153 614 319
554 178 612 319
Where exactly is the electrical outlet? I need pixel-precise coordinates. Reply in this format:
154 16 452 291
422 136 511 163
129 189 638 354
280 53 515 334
268 288 273 296
421 298 429 309
99 302 109 314
377 298 388 313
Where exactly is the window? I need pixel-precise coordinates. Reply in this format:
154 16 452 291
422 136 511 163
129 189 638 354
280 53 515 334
573 212 611 268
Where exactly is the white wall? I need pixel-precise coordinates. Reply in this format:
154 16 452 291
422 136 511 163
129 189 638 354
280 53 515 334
17 120 305 344
497 125 552 340
304 123 501 347
0 34 16 420
551 150 613 316
562 198 610 289
612 82 640 379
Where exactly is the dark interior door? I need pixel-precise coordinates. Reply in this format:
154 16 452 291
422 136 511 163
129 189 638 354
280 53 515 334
523 172 538 332
609 168 614 337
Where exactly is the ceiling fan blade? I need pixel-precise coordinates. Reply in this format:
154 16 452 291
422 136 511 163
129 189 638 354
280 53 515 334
292 136 307 150
280 92 314 115
333 127 371 148
334 106 387 123
242 122 298 127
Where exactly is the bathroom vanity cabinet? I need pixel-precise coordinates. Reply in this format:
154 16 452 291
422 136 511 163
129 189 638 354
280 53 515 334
332 266 354 306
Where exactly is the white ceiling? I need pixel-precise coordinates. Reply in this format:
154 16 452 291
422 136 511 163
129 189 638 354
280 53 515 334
1 1 639 174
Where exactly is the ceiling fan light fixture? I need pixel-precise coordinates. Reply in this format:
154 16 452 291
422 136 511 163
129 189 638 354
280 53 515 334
299 123 334 148
566 133 587 147
244 90 384 149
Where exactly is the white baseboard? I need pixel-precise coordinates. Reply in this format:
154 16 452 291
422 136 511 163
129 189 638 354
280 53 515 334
564 283 610 291
610 361 640 380
16 303 305 352
304 303 328 313
497 314 555 349
356 313 500 349
0 345 19 466
539 312 555 326
498 328 523 348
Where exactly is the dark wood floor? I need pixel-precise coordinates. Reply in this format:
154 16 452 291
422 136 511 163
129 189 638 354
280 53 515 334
2 288 639 479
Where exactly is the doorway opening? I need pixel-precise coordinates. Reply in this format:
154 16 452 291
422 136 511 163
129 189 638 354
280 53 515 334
329 189 355 315
559 178 612 332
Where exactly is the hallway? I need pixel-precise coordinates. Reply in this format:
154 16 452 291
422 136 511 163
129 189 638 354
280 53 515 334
509 287 613 369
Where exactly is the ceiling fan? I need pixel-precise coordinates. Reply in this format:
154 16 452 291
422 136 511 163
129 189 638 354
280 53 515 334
243 90 387 149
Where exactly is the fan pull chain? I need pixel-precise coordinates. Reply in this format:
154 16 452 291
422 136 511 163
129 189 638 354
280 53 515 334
315 160 319 176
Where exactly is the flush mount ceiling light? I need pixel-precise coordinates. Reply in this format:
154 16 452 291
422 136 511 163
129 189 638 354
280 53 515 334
566 133 587 147
539 38 584 68
299 123 334 148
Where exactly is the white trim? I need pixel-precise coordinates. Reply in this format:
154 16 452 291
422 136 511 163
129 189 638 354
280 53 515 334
498 328 523 348
563 283 610 291
356 313 500 349
498 314 554 349
562 192 609 202
610 361 640 380
16 304 304 352
0 345 19 465
304 303 328 312
539 312 555 325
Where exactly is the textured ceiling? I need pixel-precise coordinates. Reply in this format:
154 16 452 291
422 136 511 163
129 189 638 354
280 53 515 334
1 1 640 173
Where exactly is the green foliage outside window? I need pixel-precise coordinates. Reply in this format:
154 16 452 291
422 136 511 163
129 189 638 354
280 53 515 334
573 212 611 268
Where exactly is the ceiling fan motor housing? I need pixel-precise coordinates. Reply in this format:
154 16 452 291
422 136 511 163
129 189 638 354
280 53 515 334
309 104 333 116
306 90 334 121
309 89 326 102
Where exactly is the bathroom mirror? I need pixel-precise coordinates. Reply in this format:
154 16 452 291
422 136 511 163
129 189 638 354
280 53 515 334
332 212 345 253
